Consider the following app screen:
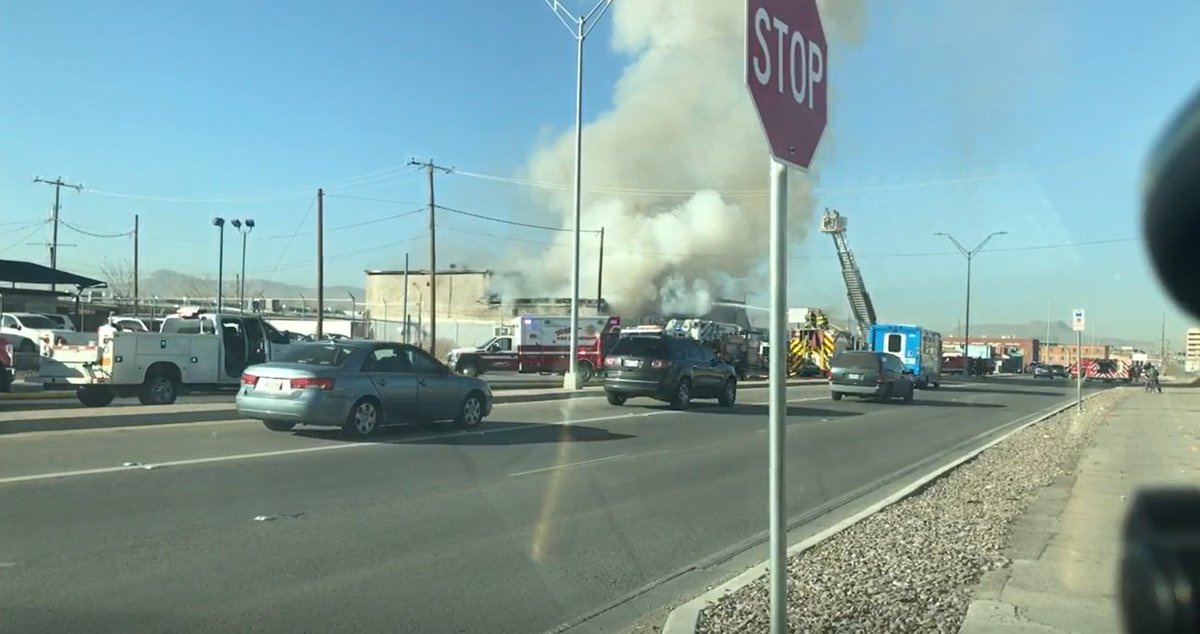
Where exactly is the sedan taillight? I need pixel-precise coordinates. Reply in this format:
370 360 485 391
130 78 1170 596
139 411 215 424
241 373 259 386
605 357 619 368
650 359 671 369
291 377 335 390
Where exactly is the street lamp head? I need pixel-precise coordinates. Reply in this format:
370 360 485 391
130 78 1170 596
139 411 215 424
212 217 225 227
933 232 949 237
230 219 242 229
244 219 255 230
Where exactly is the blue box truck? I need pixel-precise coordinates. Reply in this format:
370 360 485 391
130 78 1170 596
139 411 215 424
869 323 943 389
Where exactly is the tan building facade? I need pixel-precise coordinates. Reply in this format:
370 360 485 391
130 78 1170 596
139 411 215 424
1039 342 1110 366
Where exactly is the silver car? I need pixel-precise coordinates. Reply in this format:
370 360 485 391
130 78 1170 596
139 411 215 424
236 340 493 437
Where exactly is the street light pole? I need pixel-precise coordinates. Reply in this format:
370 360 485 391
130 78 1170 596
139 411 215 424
212 217 227 313
935 231 1007 372
543 0 613 390
231 219 255 313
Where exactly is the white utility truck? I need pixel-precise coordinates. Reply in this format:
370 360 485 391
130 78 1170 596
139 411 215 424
34 308 293 407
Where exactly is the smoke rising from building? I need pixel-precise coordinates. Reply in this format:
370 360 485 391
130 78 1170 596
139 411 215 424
513 0 866 316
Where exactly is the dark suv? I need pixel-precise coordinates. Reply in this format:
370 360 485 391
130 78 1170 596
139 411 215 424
828 350 915 403
603 334 738 409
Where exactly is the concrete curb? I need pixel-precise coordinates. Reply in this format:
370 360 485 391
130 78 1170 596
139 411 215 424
0 390 70 401
660 389 1112 634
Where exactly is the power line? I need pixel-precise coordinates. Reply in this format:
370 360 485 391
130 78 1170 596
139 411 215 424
0 218 47 228
143 207 425 243
81 164 422 204
325 193 424 205
435 203 601 234
61 221 134 239
437 224 1137 261
253 233 428 273
265 197 317 280
0 220 50 256
453 168 1024 198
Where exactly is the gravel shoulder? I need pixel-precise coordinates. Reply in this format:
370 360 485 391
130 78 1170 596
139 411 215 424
693 387 1130 633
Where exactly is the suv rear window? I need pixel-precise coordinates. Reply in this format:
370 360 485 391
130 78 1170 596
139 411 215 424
610 336 666 358
832 351 880 370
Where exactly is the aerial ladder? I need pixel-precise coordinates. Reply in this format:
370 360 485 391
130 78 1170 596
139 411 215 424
819 209 877 345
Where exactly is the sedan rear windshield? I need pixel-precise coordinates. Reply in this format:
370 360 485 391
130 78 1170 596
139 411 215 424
610 336 666 358
273 343 356 367
832 351 880 370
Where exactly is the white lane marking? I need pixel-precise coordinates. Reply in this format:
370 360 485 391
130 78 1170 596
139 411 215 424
0 410 684 486
508 454 630 477
740 396 826 406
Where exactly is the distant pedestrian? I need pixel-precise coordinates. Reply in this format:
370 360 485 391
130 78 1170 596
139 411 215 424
1145 364 1161 393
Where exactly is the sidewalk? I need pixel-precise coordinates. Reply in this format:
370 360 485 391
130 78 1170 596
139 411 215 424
958 388 1200 633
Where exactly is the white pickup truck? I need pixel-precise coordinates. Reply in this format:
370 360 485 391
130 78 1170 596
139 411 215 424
35 309 293 407
1 312 93 355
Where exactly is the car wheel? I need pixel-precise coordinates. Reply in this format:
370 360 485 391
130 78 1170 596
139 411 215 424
262 419 295 432
460 362 480 377
903 386 914 403
718 379 737 407
606 392 627 406
578 362 595 384
671 379 692 410
454 392 485 429
139 372 178 405
344 398 381 438
77 386 114 408
831 391 843 401
878 383 894 402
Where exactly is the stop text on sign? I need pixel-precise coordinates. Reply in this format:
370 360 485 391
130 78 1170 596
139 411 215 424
750 6 824 110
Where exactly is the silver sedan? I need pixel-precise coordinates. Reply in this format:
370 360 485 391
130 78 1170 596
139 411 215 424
236 340 493 437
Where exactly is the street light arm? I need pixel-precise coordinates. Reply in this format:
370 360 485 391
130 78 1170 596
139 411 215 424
544 0 581 36
970 231 1008 256
581 0 613 39
934 232 969 257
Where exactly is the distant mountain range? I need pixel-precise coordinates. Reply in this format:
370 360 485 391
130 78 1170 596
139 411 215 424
100 267 364 306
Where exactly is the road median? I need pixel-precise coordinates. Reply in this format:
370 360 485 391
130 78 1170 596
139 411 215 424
661 385 1128 633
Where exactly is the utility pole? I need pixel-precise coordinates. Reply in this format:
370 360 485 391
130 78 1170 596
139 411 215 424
317 189 325 338
1161 312 1167 372
133 214 140 317
408 159 453 355
403 252 410 344
596 227 605 309
33 176 83 293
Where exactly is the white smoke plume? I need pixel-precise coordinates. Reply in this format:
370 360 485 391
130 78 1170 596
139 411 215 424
513 0 867 316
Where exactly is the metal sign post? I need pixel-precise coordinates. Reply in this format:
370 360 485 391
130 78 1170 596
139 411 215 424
746 1 828 631
1073 309 1085 411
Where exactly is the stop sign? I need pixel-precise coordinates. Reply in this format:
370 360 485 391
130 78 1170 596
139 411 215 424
745 0 827 171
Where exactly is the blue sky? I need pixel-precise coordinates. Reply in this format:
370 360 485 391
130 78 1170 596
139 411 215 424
1 0 1197 344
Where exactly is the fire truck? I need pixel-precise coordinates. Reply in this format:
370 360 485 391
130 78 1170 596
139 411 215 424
444 315 620 383
1071 358 1131 383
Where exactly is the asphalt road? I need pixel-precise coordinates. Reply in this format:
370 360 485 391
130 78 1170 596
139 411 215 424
0 377 1109 633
